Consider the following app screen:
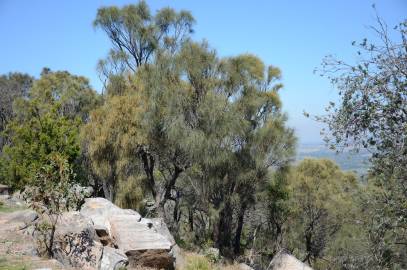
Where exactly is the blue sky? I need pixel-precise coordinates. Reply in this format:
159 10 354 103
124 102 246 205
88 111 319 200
0 0 406 144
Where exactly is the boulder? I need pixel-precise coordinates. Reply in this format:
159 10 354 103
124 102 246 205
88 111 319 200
51 211 103 269
0 209 38 230
100 246 128 270
0 210 38 256
109 214 173 269
267 250 313 270
80 197 141 241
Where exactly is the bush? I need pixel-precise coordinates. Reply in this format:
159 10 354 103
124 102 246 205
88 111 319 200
23 154 91 257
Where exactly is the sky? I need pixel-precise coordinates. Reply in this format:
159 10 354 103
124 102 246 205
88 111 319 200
0 0 406 144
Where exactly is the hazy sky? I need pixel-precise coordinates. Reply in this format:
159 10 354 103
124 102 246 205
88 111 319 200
1 0 406 144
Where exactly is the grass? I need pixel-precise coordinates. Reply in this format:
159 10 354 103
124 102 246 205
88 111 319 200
0 257 28 270
0 201 26 213
181 253 242 270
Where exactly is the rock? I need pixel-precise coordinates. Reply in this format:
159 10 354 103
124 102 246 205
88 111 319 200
0 184 10 195
0 210 38 257
0 191 27 208
80 197 141 239
171 244 184 270
109 214 173 269
238 263 254 270
148 218 176 245
51 211 103 269
0 209 38 230
100 246 128 270
267 250 313 270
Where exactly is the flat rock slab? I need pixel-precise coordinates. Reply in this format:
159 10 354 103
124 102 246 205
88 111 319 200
80 198 141 235
110 215 172 251
109 214 173 269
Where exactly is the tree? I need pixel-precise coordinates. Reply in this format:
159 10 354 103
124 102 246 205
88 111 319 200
285 159 359 268
94 0 194 91
0 69 100 189
0 72 33 150
87 1 295 259
318 13 407 268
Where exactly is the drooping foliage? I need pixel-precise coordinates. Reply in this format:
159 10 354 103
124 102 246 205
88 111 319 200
85 10 296 255
94 0 195 92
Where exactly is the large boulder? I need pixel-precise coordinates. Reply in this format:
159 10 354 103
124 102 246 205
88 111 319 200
80 197 141 245
268 250 313 270
51 211 103 270
109 214 173 269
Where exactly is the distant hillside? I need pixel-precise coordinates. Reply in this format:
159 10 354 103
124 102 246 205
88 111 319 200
296 143 371 175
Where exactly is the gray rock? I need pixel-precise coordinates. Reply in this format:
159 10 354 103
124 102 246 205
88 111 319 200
238 263 254 270
267 250 313 270
170 244 183 270
150 218 176 246
100 246 128 270
0 209 38 230
109 214 173 269
80 197 141 237
51 211 103 269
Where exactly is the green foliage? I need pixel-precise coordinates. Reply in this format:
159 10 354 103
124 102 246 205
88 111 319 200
0 73 33 151
0 69 100 190
285 159 360 266
85 2 296 258
1 110 80 189
94 0 194 82
318 14 407 269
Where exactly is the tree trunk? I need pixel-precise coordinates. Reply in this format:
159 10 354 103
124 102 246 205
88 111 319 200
233 203 246 255
216 199 233 256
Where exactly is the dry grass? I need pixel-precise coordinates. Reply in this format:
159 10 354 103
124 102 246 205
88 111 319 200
179 252 244 270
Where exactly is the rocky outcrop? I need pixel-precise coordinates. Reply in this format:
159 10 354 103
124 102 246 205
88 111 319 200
51 211 103 269
267 250 313 270
82 197 176 269
1 197 177 269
